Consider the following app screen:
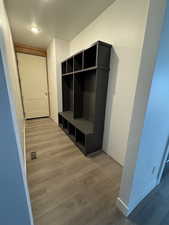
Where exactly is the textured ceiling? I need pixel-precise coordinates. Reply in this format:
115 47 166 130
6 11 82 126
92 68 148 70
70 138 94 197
5 0 115 48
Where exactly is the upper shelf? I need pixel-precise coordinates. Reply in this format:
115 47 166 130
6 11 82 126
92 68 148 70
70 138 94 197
61 41 112 75
62 66 97 77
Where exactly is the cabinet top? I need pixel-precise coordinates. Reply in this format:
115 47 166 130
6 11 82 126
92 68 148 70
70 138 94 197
61 40 112 64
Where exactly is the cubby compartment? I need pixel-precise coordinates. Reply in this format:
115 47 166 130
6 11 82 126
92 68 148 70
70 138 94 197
84 45 97 69
62 75 73 112
58 114 63 128
68 123 76 141
76 129 85 148
67 58 73 73
74 52 83 71
63 118 68 133
74 70 96 122
62 61 67 74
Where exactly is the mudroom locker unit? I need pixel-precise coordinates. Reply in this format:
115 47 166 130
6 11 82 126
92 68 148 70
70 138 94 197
58 41 112 155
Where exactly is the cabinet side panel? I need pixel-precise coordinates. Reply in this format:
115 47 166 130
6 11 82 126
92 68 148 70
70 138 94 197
94 70 109 148
98 45 111 69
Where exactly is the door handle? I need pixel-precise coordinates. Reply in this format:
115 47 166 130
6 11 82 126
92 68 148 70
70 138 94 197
45 92 48 96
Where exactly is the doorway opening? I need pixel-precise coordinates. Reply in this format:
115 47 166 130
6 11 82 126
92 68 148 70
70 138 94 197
16 46 50 119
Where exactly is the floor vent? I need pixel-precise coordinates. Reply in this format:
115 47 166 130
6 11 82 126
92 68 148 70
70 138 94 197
31 152 37 160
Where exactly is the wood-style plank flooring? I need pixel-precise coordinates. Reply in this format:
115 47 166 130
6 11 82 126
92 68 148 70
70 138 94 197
26 118 134 225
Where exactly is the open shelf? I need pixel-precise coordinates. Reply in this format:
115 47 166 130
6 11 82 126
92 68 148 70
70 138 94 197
62 118 69 134
67 58 73 73
74 118 94 134
58 114 63 128
74 66 97 75
62 72 73 77
74 70 96 122
76 129 85 153
74 52 83 71
59 111 94 134
62 75 73 112
62 61 67 74
84 45 97 69
60 110 73 120
68 123 76 141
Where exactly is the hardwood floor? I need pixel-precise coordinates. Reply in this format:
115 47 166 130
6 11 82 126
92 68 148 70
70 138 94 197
26 118 134 225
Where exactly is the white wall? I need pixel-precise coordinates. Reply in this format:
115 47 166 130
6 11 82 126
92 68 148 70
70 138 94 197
0 0 33 224
136 0 169 184
0 0 25 151
117 0 166 215
70 0 151 165
47 38 69 123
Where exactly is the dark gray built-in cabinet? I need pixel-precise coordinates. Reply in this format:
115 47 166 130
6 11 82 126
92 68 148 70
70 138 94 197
58 41 112 155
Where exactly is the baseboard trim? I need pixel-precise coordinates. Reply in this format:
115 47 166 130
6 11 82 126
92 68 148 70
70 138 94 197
50 116 58 125
116 179 157 217
116 197 130 216
129 179 157 213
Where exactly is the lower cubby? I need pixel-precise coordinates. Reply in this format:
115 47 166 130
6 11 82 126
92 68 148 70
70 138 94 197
76 129 85 145
63 118 69 134
76 129 86 154
58 113 99 155
68 123 76 141
58 114 63 128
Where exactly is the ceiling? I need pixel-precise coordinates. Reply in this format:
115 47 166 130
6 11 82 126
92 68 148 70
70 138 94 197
5 0 115 49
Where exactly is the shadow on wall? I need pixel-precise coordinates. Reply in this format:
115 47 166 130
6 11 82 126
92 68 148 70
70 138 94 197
103 48 119 152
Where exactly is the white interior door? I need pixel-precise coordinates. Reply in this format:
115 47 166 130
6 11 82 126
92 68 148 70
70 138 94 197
17 53 49 119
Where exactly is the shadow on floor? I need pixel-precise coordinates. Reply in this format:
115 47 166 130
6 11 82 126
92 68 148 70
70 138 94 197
129 163 169 225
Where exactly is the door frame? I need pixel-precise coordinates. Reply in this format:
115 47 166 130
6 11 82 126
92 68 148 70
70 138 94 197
15 43 51 119
15 52 26 117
